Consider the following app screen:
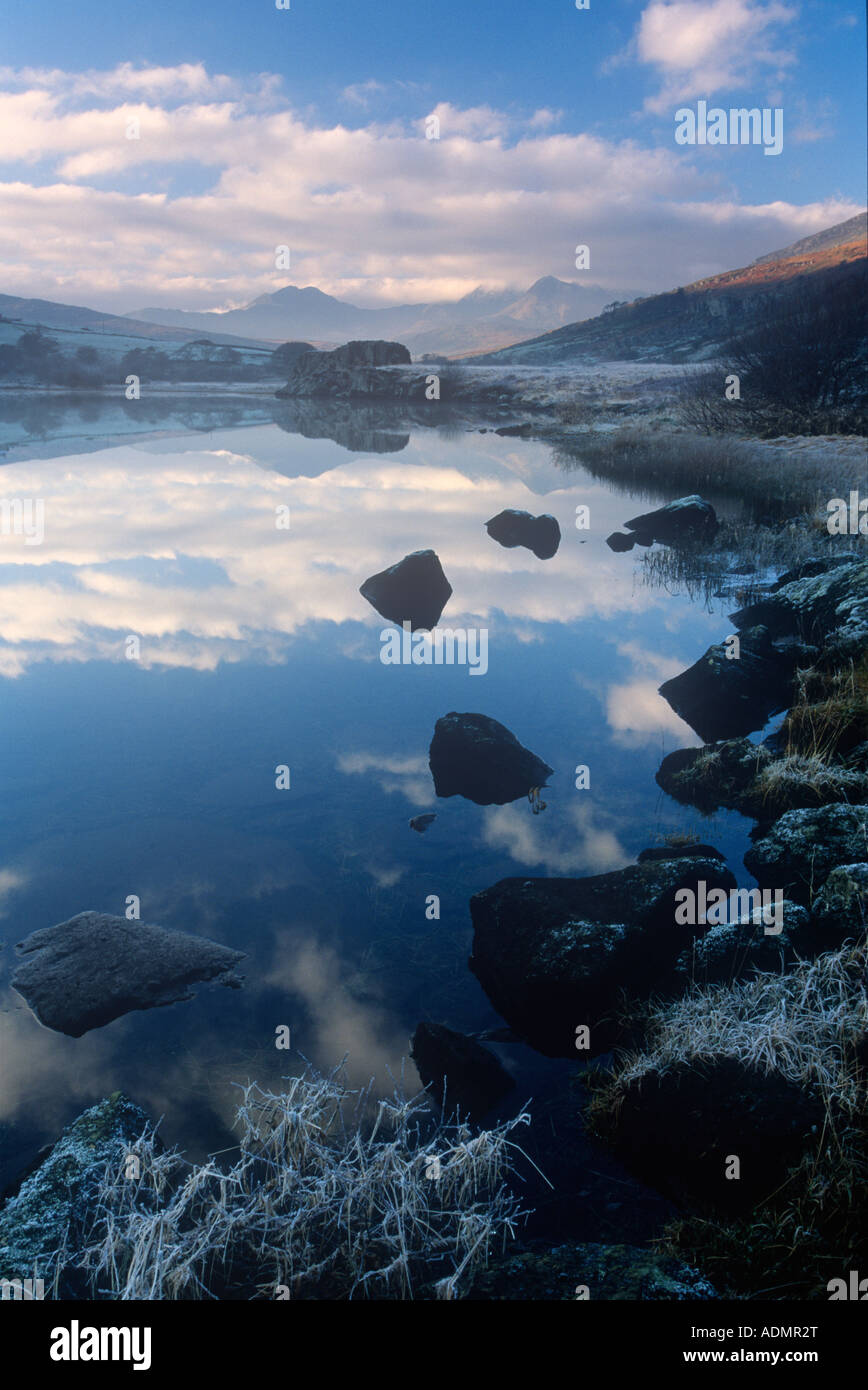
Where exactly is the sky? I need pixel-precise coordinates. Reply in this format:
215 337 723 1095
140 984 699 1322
0 0 864 313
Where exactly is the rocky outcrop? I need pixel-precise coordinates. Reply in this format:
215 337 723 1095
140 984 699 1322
0 1093 152 1293
410 1022 515 1122
468 1242 718 1300
485 509 561 560
12 911 245 1037
744 805 868 906
276 340 412 398
429 712 553 806
658 625 810 742
359 549 452 631
468 858 737 1057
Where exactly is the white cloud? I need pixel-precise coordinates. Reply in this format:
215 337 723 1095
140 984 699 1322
0 61 855 312
634 0 798 112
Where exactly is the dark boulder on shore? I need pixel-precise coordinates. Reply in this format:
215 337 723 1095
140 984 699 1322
731 557 868 662
485 509 561 559
429 712 553 806
658 625 808 742
590 1058 828 1214
744 805 868 906
12 911 246 1037
656 738 774 814
468 858 737 1057
410 1022 515 1122
360 548 452 631
623 494 718 547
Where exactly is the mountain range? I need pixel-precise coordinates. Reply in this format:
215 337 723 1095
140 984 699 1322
480 213 868 365
127 277 628 357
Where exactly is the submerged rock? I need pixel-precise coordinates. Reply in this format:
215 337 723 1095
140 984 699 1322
744 805 868 906
468 858 737 1057
468 1242 718 1301
485 509 561 560
410 1022 515 1122
658 625 805 742
605 531 635 553
624 495 718 546
638 844 727 864
12 910 246 1037
0 1093 152 1292
409 813 436 834
429 712 553 806
359 548 452 631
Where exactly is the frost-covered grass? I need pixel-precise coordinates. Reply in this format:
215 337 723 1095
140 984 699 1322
589 941 868 1297
69 1065 532 1301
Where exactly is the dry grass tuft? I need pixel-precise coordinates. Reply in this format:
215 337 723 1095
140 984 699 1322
67 1064 531 1301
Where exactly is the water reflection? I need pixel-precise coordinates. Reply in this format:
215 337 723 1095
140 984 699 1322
0 399 752 1188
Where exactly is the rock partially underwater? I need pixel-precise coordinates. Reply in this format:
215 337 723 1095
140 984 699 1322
469 858 737 1057
485 509 561 560
0 1093 152 1292
360 548 452 631
429 711 553 806
12 910 245 1037
410 1021 515 1122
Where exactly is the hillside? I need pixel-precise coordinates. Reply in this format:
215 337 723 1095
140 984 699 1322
480 214 868 366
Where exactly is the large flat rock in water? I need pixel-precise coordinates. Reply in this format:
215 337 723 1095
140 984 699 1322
12 911 246 1037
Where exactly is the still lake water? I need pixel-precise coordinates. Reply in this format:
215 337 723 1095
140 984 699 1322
0 400 757 1231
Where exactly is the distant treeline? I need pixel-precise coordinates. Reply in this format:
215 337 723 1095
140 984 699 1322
0 328 311 386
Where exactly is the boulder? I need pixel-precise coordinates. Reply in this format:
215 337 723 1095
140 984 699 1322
409 813 436 834
623 494 718 546
429 712 553 806
658 625 805 742
656 738 773 814
0 1093 152 1293
744 805 868 906
410 1022 515 1122
468 1242 718 1301
671 899 809 986
360 549 452 631
12 911 245 1037
810 863 868 943
485 509 561 560
468 858 738 1057
605 531 635 553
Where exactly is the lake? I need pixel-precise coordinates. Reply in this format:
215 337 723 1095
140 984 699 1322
0 398 759 1237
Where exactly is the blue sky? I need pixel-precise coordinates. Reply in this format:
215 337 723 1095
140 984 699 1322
0 0 864 311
